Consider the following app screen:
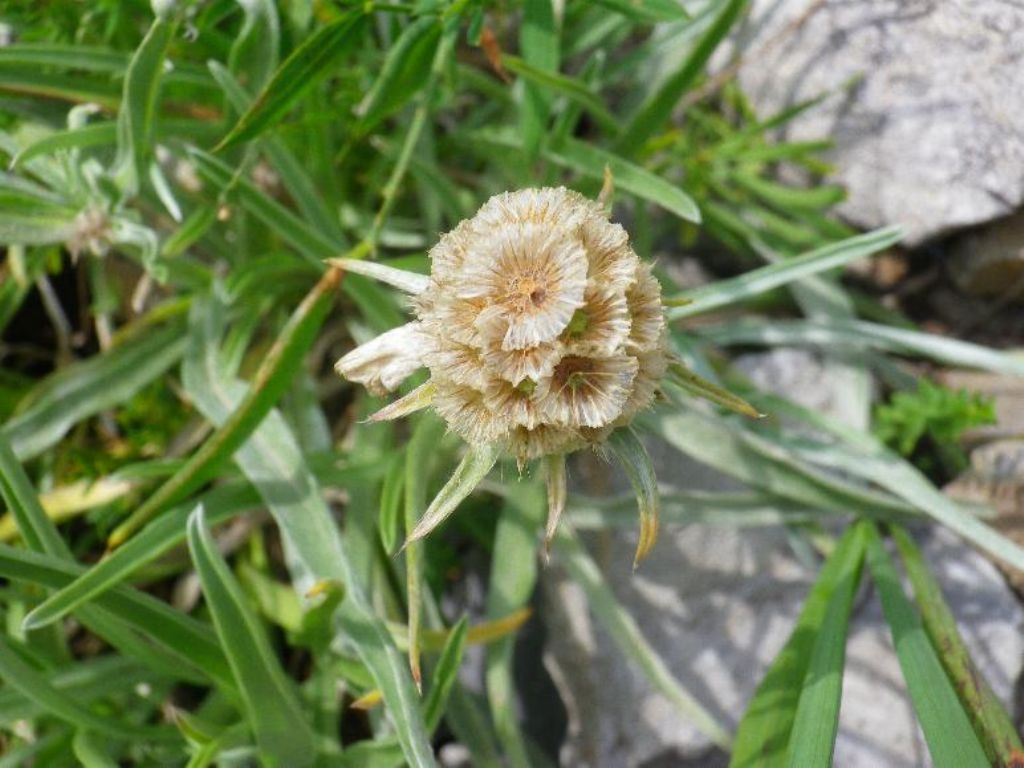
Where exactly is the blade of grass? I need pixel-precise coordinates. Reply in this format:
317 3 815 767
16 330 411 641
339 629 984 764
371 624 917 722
519 0 559 159
406 443 499 544
864 523 990 768
215 11 366 151
180 296 436 767
667 227 903 321
501 55 618 135
187 506 317 767
701 317 1024 377
892 526 1023 766
729 523 866 768
784 523 866 767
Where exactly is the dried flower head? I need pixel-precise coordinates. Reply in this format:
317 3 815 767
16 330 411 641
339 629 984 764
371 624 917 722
334 187 757 564
338 187 669 456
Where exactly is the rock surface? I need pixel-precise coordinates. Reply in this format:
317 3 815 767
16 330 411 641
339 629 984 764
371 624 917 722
541 349 1024 766
734 0 1024 246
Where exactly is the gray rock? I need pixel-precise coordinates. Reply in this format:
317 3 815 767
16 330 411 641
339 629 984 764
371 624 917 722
541 349 1024 766
734 0 1024 246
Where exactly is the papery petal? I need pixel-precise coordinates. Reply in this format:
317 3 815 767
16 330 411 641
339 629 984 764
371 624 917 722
483 378 542 429
334 322 427 395
433 380 509 445
537 354 638 428
482 340 562 385
626 262 666 352
562 285 631 357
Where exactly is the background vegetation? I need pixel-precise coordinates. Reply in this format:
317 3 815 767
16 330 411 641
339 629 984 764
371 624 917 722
0 0 1022 766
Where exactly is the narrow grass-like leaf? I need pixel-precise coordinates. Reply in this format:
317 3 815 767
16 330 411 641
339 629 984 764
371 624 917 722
187 506 317 767
543 453 566 555
406 443 499 544
468 128 701 223
3 319 186 460
617 0 748 154
701 317 1024 377
519 0 559 158
357 18 441 134
424 616 468 731
607 427 660 567
591 0 689 22
114 16 175 193
0 71 120 108
864 524 990 768
784 523 866 767
502 55 618 134
667 226 903 320
0 635 169 741
554 527 732 749
215 12 365 150
108 266 341 546
0 188 77 245
667 361 762 418
369 380 435 423
72 730 120 768
486 485 544 768
892 526 1023 765
24 483 258 631
11 122 117 167
730 524 866 768
189 147 340 265
181 297 435 767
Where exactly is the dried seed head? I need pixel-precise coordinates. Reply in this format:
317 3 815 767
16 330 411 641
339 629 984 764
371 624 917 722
344 187 671 462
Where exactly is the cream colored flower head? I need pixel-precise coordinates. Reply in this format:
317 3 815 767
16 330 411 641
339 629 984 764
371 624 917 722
335 187 670 464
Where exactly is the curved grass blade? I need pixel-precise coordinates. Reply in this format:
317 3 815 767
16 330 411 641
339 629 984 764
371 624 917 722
864 523 990 768
187 506 317 767
667 361 762 418
501 55 618 134
730 524 866 768
667 226 903 321
11 122 117 167
23 483 258 631
215 11 366 151
554 526 732 749
784 524 866 767
406 443 499 544
893 526 1024 765
114 14 176 194
519 0 559 159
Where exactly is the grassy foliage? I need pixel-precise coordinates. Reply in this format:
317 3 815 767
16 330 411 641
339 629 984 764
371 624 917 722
0 1 1021 765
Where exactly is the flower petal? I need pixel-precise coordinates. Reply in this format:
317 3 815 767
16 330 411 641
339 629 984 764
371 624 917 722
334 322 427 395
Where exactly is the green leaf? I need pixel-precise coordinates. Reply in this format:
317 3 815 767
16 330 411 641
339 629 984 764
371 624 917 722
228 0 279 94
3 319 186 460
114 16 176 193
864 524 990 768
502 55 619 134
617 0 749 154
667 226 903 320
357 18 442 134
0 187 78 245
892 526 1023 765
519 0 559 158
0 543 232 689
784 524 866 767
702 317 1024 378
406 443 500 543
0 634 170 741
215 12 366 151
24 482 258 632
180 296 435 767
72 730 120 768
187 506 317 767
107 267 340 546
554 527 732 749
667 361 763 418
10 122 118 167
0 432 67 555
591 0 690 23
730 524 867 768
425 617 468 731
468 128 701 223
